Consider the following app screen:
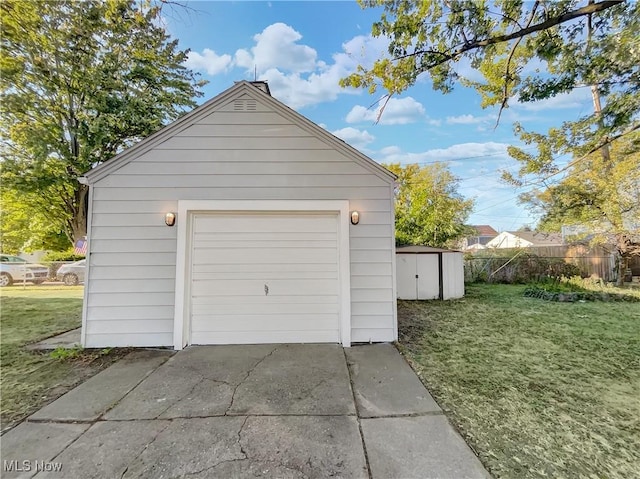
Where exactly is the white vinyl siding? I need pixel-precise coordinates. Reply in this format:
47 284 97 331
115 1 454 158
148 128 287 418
84 88 395 348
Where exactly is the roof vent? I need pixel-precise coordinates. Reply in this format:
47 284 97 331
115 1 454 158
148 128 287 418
233 99 258 111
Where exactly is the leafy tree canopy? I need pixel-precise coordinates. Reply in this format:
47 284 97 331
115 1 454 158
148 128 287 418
341 0 637 147
386 163 474 247
528 134 640 283
0 188 70 254
1 0 205 246
343 0 639 280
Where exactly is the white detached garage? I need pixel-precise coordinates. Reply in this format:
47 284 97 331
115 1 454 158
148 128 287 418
80 81 397 349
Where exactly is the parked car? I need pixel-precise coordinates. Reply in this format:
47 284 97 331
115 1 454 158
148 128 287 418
0 255 49 287
56 259 86 285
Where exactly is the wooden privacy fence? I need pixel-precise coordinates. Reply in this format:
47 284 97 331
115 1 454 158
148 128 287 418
465 244 617 282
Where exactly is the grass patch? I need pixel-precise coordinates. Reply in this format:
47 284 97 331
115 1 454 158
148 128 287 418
0 286 128 431
398 283 640 479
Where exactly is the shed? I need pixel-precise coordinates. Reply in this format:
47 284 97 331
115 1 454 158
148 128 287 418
79 81 397 349
396 246 464 300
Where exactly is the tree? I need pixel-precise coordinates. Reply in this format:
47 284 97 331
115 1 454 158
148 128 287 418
342 0 639 280
386 163 474 247
0 188 70 254
341 1 636 129
526 135 640 285
0 0 205 245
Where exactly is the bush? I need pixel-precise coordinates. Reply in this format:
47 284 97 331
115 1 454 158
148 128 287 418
41 249 85 279
41 249 85 263
465 253 582 284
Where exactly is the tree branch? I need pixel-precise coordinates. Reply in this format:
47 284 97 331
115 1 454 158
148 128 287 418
495 1 540 128
396 1 623 69
526 122 640 187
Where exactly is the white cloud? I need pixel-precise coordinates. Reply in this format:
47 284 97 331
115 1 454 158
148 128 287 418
446 114 483 125
185 49 232 76
235 23 318 73
345 105 375 123
513 88 592 111
186 24 390 109
259 66 356 109
374 141 512 165
346 97 426 125
331 127 375 148
380 145 402 156
255 33 388 109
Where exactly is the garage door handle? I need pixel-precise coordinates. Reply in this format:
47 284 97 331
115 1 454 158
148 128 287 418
264 284 269 296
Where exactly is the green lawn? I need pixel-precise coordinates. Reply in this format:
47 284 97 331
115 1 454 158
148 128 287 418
397 283 640 479
0 286 127 431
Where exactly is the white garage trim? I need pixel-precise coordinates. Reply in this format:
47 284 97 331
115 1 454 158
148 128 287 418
173 200 351 349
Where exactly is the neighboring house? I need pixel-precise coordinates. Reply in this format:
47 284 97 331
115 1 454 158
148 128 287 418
79 81 397 349
461 225 498 250
486 231 564 248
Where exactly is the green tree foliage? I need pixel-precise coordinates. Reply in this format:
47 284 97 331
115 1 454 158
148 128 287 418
0 0 205 245
527 135 640 284
342 1 636 129
343 0 639 280
0 188 70 254
386 163 473 247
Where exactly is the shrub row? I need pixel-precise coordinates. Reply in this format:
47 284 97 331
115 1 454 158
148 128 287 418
523 286 639 302
465 253 581 284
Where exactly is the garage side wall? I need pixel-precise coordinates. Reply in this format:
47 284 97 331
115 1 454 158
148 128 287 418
84 94 395 347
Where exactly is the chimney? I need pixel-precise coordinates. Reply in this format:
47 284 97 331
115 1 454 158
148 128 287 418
250 81 271 96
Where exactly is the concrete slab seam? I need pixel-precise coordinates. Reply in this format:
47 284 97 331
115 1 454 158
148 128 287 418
40 424 95 475
361 411 444 419
342 348 373 479
25 418 96 425
97 352 174 422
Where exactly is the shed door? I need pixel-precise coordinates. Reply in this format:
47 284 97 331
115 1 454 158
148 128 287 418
396 254 418 300
417 255 439 300
396 253 440 300
189 213 340 344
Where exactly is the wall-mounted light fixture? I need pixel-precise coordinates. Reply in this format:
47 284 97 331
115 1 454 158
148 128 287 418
350 211 360 225
165 212 176 227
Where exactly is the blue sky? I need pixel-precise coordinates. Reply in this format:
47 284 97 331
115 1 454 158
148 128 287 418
165 1 595 232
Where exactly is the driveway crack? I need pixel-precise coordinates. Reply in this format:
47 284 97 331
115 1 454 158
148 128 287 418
179 416 250 478
120 420 172 479
225 346 279 415
237 415 250 459
154 379 203 419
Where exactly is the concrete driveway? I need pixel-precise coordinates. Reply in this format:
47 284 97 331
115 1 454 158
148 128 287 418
2 344 489 479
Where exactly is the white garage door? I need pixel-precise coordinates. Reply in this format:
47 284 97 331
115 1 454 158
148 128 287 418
190 213 340 344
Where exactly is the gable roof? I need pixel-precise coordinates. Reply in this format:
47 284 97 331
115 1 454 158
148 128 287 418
507 231 563 246
469 225 498 237
81 81 395 184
